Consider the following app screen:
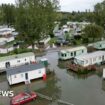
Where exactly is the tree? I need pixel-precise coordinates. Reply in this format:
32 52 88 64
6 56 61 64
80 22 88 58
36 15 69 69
94 1 105 28
83 24 104 42
15 0 59 55
1 4 16 27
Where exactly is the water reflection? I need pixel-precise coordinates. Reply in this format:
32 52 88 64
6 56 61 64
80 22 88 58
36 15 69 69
96 70 103 78
0 73 6 82
67 70 96 79
0 81 10 105
57 60 70 69
36 74 61 100
102 79 105 91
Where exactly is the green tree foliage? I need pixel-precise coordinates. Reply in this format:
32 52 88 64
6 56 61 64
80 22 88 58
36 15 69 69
59 10 95 25
0 4 16 26
83 24 104 42
94 1 105 28
15 0 59 53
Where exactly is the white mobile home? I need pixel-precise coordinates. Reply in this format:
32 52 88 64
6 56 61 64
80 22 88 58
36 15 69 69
103 68 105 79
93 40 105 50
0 52 36 70
0 46 14 54
74 51 105 67
58 46 87 60
6 63 46 85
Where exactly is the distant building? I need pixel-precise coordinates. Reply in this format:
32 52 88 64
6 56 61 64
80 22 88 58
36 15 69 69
0 42 19 54
0 52 36 70
0 45 14 54
6 63 46 85
0 27 15 36
0 36 14 43
0 26 19 54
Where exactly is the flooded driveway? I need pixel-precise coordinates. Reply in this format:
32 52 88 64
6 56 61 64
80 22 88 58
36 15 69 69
0 51 105 105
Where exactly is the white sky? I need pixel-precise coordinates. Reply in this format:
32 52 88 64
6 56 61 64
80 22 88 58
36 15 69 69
0 0 104 12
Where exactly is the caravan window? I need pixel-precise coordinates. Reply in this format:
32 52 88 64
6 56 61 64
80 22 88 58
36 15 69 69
93 58 96 62
39 70 41 73
99 56 101 60
80 61 84 65
85 60 88 64
62 53 64 57
74 51 76 56
14 75 17 78
62 53 66 57
17 60 20 63
71 52 73 56
21 74 24 78
82 50 84 53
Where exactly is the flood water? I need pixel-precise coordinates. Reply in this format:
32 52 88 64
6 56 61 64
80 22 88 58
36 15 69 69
0 51 105 105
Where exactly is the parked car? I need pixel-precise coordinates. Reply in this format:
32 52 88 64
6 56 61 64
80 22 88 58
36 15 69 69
56 38 69 46
11 92 37 105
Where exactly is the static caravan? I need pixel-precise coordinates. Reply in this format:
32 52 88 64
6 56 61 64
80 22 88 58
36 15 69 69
74 51 105 67
93 40 105 50
6 63 46 85
58 46 87 60
0 52 35 70
103 68 105 79
0 45 14 54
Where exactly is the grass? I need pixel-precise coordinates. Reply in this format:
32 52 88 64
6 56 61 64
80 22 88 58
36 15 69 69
75 39 82 45
0 48 32 57
0 48 46 57
48 37 57 45
3 40 16 48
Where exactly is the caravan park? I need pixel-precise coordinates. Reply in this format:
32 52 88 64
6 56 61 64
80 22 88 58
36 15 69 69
1 0 105 105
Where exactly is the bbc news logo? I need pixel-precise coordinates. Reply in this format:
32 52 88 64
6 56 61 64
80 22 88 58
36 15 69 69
0 90 14 97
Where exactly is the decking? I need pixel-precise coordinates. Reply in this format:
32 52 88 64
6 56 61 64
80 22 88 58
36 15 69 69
67 63 96 73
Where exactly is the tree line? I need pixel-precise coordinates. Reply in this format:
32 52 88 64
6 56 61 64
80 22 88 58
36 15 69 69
0 0 59 54
59 0 105 29
0 0 105 53
59 0 105 42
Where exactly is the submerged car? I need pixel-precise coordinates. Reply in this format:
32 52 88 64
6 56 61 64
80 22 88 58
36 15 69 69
11 92 37 105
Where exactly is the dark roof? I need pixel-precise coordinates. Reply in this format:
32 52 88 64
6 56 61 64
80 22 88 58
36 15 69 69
6 63 45 75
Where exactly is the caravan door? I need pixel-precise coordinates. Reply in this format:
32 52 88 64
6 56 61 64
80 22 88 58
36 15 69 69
25 73 29 80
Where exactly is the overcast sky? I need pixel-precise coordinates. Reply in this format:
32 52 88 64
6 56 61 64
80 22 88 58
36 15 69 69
0 0 104 12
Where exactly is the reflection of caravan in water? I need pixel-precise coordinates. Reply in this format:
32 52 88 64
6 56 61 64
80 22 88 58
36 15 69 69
0 52 36 71
58 46 87 60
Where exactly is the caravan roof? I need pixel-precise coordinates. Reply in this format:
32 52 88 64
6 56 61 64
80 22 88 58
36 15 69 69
6 63 44 75
75 51 105 61
60 46 86 53
94 40 105 45
0 52 34 62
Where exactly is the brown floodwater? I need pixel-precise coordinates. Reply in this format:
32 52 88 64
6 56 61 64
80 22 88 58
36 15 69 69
0 51 105 105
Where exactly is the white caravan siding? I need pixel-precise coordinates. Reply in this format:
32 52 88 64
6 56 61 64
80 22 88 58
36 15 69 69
0 52 35 70
7 68 45 85
103 68 105 79
75 51 105 67
59 46 87 60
